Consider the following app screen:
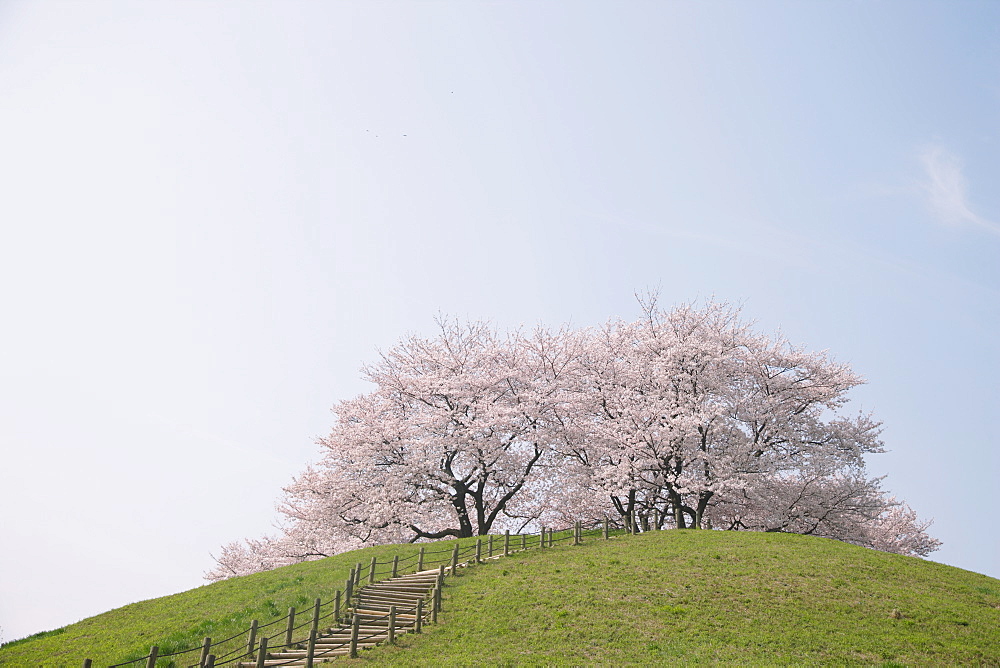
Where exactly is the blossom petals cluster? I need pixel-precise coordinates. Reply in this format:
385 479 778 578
207 301 939 581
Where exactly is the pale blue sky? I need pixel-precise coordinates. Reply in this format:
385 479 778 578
1 0 998 643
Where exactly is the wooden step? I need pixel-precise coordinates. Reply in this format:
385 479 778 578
232 567 443 667
363 583 435 592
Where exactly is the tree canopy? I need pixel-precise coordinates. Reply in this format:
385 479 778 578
208 300 939 580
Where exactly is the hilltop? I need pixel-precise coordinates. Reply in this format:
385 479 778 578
2 530 998 666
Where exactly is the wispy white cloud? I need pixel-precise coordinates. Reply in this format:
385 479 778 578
919 144 1000 236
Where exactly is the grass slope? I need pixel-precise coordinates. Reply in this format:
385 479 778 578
358 531 1000 666
3 531 999 666
0 538 483 667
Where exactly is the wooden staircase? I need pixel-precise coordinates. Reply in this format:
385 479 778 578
236 569 441 666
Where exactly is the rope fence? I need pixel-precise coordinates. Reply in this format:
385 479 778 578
87 513 652 667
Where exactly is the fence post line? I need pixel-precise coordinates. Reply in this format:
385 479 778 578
246 620 258 658
653 507 659 530
431 586 439 623
369 556 377 584
540 526 546 548
504 529 510 556
521 533 526 550
416 600 424 633
451 542 459 575
335 590 341 625
255 636 268 668
388 605 397 644
82 660 92 668
392 554 399 578
354 562 362 585
205 655 216 668
285 607 295 648
305 627 316 668
475 538 482 563
349 614 360 658
345 576 354 607
145 646 159 668
488 534 494 558
438 563 445 589
199 636 212 667
418 546 425 571
604 515 609 539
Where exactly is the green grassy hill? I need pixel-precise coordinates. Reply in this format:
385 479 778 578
3 530 999 666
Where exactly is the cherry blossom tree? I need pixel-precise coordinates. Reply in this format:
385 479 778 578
558 298 889 537
862 499 942 557
208 299 939 580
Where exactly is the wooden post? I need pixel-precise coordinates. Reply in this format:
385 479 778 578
475 538 482 563
604 515 609 539
200 636 212 667
354 562 362 585
504 529 510 556
540 527 546 548
311 597 321 640
305 627 316 668
521 533 526 550
345 576 354 606
349 614 360 659
285 608 295 647
416 600 423 633
255 637 268 668
431 586 439 623
392 554 399 578
451 542 459 575
146 646 159 668
205 655 216 668
369 556 377 584
574 521 579 545
488 534 494 558
653 507 659 530
388 605 397 644
334 590 341 624
438 563 445 589
246 620 258 658
418 546 425 571
82 661 92 668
